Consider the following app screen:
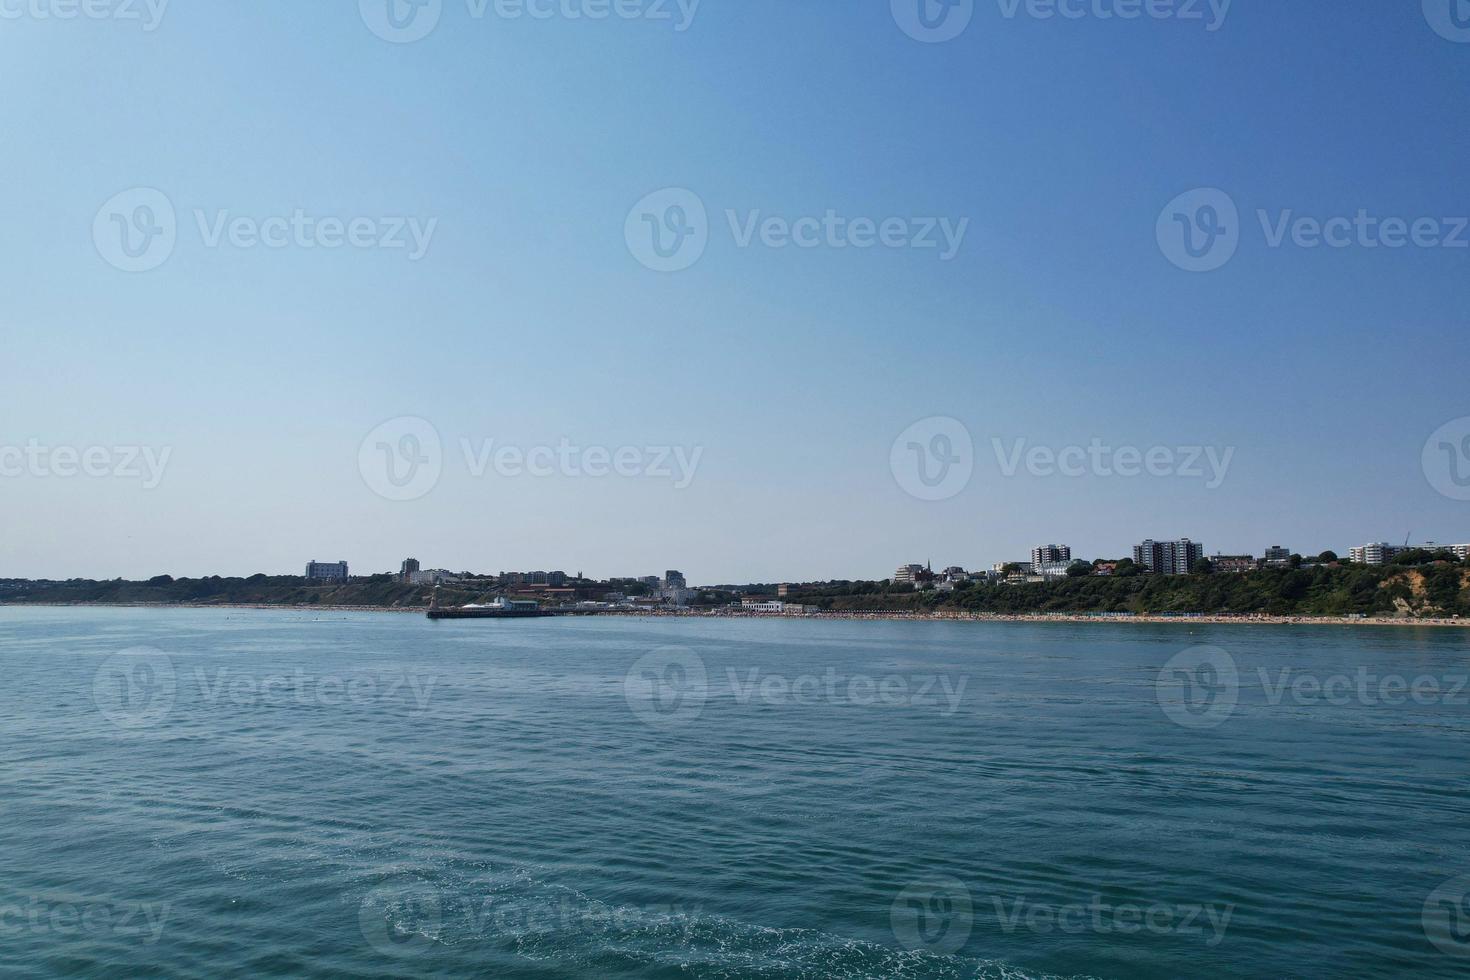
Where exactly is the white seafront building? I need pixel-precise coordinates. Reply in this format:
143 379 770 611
1349 542 1470 565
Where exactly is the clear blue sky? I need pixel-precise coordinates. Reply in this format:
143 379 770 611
3 1 1468 582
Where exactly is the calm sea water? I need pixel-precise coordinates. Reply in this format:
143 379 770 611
1 607 1469 978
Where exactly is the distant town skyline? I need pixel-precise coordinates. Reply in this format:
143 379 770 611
13 535 1470 588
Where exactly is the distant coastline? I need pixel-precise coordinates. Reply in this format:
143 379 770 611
4 601 1466 627
5 561 1468 622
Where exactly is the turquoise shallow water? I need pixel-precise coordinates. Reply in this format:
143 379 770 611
1 607 1469 978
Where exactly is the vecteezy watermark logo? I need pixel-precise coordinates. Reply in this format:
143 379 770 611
1157 188 1239 272
1424 0 1470 43
469 0 701 29
190 667 439 712
625 188 708 273
189 210 436 259
625 188 970 272
895 0 1231 41
359 417 443 502
356 878 701 959
360 422 703 500
93 188 176 273
1423 417 1470 502
92 647 177 730
726 668 968 715
0 441 172 488
460 438 702 489
1160 189 1470 272
892 0 974 42
1256 210 1470 251
891 877 973 954
624 647 707 727
1424 874 1470 956
1256 668 1469 708
1156 645 1239 729
996 0 1231 29
361 0 699 42
0 0 169 30
992 438 1234 489
725 210 968 259
989 895 1234 945
1164 659 1470 726
890 417 974 502
0 894 171 945
93 188 438 271
359 877 444 956
360 0 442 42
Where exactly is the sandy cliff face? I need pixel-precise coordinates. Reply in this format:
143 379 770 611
1384 567 1470 617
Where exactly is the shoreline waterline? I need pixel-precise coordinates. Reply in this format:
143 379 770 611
3 602 1467 628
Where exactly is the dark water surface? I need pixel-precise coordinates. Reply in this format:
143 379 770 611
2 607 1468 978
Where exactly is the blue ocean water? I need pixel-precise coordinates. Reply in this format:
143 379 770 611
1 607 1468 978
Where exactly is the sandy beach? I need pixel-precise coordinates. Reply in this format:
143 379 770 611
5 602 1468 627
